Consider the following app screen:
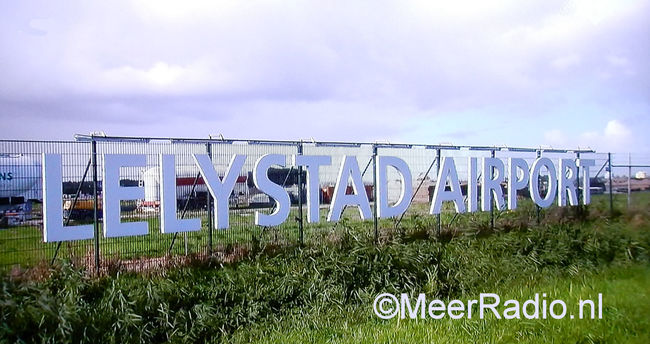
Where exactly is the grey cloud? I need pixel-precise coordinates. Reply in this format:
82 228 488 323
0 0 648 149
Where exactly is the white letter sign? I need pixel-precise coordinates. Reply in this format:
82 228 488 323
160 154 201 234
253 154 291 227
327 156 372 222
194 154 246 229
42 154 94 242
377 156 412 218
103 154 148 238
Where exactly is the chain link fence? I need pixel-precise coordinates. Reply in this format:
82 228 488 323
0 136 646 272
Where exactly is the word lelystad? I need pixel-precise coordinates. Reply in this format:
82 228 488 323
41 154 595 242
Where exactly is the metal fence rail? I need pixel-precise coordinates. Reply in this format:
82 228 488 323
0 135 646 272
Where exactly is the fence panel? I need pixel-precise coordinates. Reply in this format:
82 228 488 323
1 137 648 271
0 140 91 268
608 152 650 212
301 143 375 243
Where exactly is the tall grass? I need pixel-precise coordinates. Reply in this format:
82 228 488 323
1 207 649 343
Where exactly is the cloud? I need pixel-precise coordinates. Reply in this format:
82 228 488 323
607 55 629 67
544 129 569 146
551 54 581 70
545 119 638 152
603 119 632 139
0 0 648 150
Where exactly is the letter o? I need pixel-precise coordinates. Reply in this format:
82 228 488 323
529 158 557 208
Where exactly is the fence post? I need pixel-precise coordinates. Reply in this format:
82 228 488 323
490 149 495 230
627 153 631 209
608 152 613 216
297 141 304 246
91 138 100 274
206 142 213 256
372 144 378 244
436 148 441 236
372 144 379 243
576 151 582 216
536 149 541 224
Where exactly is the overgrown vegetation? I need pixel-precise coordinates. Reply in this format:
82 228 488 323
1 201 650 343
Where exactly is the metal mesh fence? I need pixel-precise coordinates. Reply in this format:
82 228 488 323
0 140 91 269
0 136 647 272
94 140 211 269
608 152 650 210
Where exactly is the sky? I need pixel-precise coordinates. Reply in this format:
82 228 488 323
0 0 648 154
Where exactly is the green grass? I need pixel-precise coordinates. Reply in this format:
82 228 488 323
234 264 650 344
1 192 648 268
1 205 649 343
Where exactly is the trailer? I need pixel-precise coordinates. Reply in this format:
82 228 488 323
0 154 40 227
138 166 250 211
